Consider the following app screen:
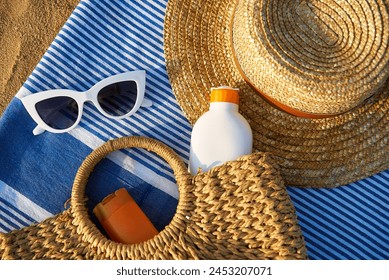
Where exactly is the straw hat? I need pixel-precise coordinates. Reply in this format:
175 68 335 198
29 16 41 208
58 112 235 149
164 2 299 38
164 0 389 188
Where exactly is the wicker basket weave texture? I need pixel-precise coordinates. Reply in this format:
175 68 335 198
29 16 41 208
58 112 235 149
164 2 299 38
0 136 307 260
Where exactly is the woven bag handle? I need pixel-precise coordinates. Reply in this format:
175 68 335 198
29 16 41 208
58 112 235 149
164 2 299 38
70 136 190 246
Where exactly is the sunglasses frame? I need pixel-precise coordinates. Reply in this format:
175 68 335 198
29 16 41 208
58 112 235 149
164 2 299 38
21 70 149 135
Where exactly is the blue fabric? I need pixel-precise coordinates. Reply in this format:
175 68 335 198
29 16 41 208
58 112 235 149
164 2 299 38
0 0 388 259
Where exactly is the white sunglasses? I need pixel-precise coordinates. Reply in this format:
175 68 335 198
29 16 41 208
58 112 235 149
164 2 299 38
21 70 152 135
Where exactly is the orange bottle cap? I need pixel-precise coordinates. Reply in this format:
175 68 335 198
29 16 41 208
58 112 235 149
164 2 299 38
93 188 158 244
210 86 239 104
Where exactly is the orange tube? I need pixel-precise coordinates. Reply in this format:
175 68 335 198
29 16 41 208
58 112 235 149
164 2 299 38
93 188 158 244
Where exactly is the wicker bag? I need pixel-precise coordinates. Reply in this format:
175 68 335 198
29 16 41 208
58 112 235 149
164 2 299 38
0 136 307 259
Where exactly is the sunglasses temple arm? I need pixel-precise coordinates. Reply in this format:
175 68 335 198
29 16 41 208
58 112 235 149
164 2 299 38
141 97 153 108
33 125 46 136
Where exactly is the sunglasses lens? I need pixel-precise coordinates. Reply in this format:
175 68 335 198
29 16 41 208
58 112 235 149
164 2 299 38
97 81 138 117
35 97 79 130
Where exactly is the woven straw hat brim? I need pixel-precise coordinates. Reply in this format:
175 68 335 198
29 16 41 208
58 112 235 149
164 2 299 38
164 0 389 188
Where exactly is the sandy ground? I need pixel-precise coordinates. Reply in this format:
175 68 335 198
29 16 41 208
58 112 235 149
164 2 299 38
0 0 79 116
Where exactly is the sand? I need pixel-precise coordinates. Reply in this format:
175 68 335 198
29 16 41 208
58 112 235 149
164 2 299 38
0 0 79 116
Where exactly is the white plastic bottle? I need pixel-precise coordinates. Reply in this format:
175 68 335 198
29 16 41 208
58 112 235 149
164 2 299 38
188 86 253 175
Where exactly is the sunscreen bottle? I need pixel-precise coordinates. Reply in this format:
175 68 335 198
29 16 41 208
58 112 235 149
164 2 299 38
188 86 253 175
93 188 158 244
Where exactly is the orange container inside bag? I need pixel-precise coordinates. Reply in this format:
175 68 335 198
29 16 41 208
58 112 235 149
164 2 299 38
93 188 158 244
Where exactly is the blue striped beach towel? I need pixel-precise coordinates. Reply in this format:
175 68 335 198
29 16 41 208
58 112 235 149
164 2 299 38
0 0 388 260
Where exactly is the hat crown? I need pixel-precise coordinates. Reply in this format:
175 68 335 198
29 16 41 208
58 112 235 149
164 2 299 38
232 0 389 115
